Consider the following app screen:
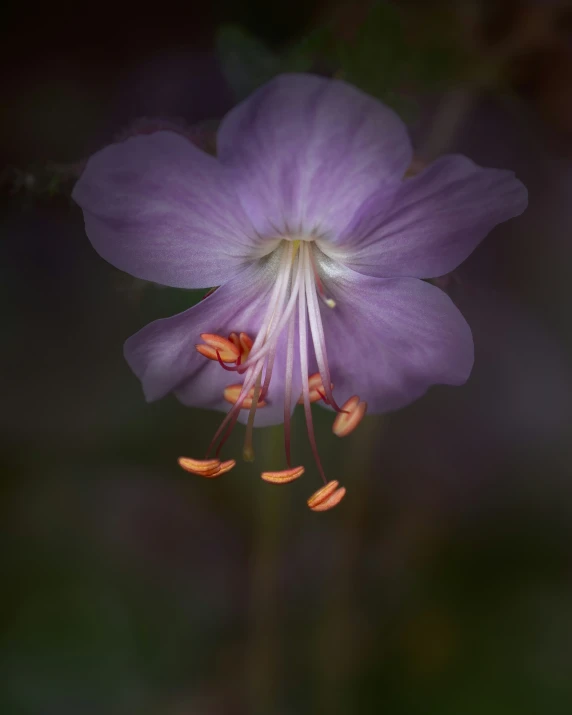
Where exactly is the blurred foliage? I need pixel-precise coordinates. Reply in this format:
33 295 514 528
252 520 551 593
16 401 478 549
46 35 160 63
0 164 79 204
217 1 472 119
3 0 572 714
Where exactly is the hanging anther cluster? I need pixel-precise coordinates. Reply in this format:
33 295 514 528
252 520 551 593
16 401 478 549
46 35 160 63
178 241 369 513
178 334 367 512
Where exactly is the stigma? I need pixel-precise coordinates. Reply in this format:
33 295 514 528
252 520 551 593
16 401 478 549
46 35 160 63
180 240 368 512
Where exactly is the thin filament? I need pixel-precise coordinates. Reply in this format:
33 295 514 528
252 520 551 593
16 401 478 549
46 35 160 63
298 245 327 485
304 245 342 412
207 242 298 457
237 248 305 369
283 309 296 467
243 368 263 461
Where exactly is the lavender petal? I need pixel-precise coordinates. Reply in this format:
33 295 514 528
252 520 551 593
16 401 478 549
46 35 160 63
217 73 412 239
73 131 259 289
334 154 527 278
124 257 301 427
317 263 474 413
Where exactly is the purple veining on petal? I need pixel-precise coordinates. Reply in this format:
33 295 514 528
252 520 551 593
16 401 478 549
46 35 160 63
330 154 528 278
217 73 412 238
315 254 474 413
73 131 260 289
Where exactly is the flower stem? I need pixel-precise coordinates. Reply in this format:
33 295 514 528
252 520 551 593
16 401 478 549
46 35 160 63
313 415 385 713
245 425 288 714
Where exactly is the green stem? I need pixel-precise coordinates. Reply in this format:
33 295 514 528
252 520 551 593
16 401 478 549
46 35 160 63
245 425 288 714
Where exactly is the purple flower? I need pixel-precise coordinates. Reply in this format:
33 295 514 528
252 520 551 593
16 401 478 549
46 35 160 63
73 74 527 509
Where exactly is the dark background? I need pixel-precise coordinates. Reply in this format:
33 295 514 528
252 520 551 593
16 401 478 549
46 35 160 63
2 1 572 713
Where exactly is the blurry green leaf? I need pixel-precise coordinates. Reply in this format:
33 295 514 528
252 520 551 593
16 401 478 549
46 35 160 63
216 25 283 100
217 3 474 122
342 2 408 90
1 163 79 205
282 25 338 73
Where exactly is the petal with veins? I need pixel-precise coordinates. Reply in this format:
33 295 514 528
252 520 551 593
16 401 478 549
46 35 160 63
73 131 263 289
317 258 475 414
330 154 527 277
124 253 301 426
218 73 412 239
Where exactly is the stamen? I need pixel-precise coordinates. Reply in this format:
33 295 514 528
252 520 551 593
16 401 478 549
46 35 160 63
178 457 236 478
243 369 263 462
239 332 253 358
316 388 329 405
215 332 260 373
332 396 368 437
261 466 305 484
229 332 254 363
215 459 237 476
189 239 359 506
308 485 346 512
259 342 277 401
236 245 303 370
298 245 328 485
228 332 240 350
215 350 241 372
308 372 328 391
239 243 293 362
309 249 336 308
206 364 260 457
196 333 240 363
203 252 294 459
239 243 298 461
297 372 334 404
223 384 267 409
307 479 339 507
178 457 220 473
304 248 344 412
283 311 296 466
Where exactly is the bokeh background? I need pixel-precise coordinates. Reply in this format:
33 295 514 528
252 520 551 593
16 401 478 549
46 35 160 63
2 1 572 713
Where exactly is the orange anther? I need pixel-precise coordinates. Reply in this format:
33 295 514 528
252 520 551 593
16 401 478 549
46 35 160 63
307 480 339 508
332 396 368 437
309 486 346 512
227 331 253 363
214 459 236 476
223 384 242 403
178 457 235 478
297 373 334 404
239 332 253 358
198 467 224 478
228 332 240 350
261 466 305 484
223 384 267 409
307 373 325 390
178 457 221 477
178 457 220 472
195 333 240 363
